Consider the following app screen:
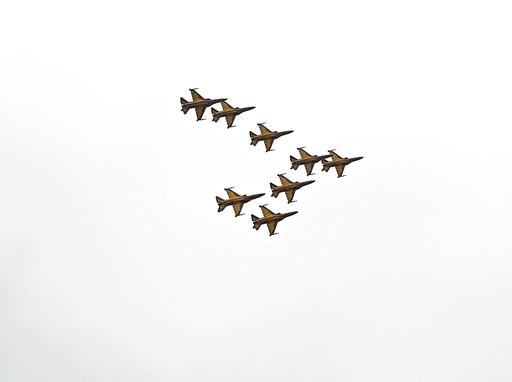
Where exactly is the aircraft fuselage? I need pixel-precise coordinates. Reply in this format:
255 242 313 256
253 211 298 225
293 154 330 165
218 193 265 207
273 180 315 195
217 106 255 117
252 130 293 143
324 156 364 168
181 98 227 111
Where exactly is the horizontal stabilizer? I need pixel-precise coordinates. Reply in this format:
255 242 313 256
290 156 299 170
211 108 220 122
216 196 226 211
270 183 279 197
249 131 258 145
181 98 190 114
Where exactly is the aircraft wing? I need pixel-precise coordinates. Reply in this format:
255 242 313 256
330 151 344 161
232 203 243 216
266 221 278 236
260 205 275 218
285 190 295 203
225 189 240 199
278 174 293 185
258 124 272 134
335 164 346 177
298 148 311 159
225 114 235 128
194 106 206 120
263 138 274 152
304 162 314 175
190 89 204 101
221 101 233 111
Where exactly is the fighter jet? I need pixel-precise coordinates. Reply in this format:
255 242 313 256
249 123 294 152
289 147 331 176
180 89 227 121
251 205 298 236
216 187 265 217
270 173 315 203
211 101 255 128
321 150 364 178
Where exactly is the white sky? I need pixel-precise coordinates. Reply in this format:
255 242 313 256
1 0 512 381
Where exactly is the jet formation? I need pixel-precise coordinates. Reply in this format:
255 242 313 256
180 88 363 236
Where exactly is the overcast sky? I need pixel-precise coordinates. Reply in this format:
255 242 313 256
1 0 512 381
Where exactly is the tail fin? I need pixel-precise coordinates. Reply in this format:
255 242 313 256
270 183 279 197
321 159 330 171
251 214 261 230
216 196 226 212
181 98 190 114
321 159 329 171
211 108 220 122
290 156 299 170
249 131 258 145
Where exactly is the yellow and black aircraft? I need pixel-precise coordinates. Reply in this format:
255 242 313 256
211 101 255 128
180 88 227 121
251 205 298 236
321 149 364 178
289 147 331 176
249 123 294 152
270 173 315 203
216 187 265 217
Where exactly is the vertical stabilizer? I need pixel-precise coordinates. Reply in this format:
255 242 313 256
270 183 279 197
290 156 299 170
211 108 220 122
216 196 226 212
181 97 190 114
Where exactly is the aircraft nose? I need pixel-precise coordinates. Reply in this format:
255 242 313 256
354 156 364 161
